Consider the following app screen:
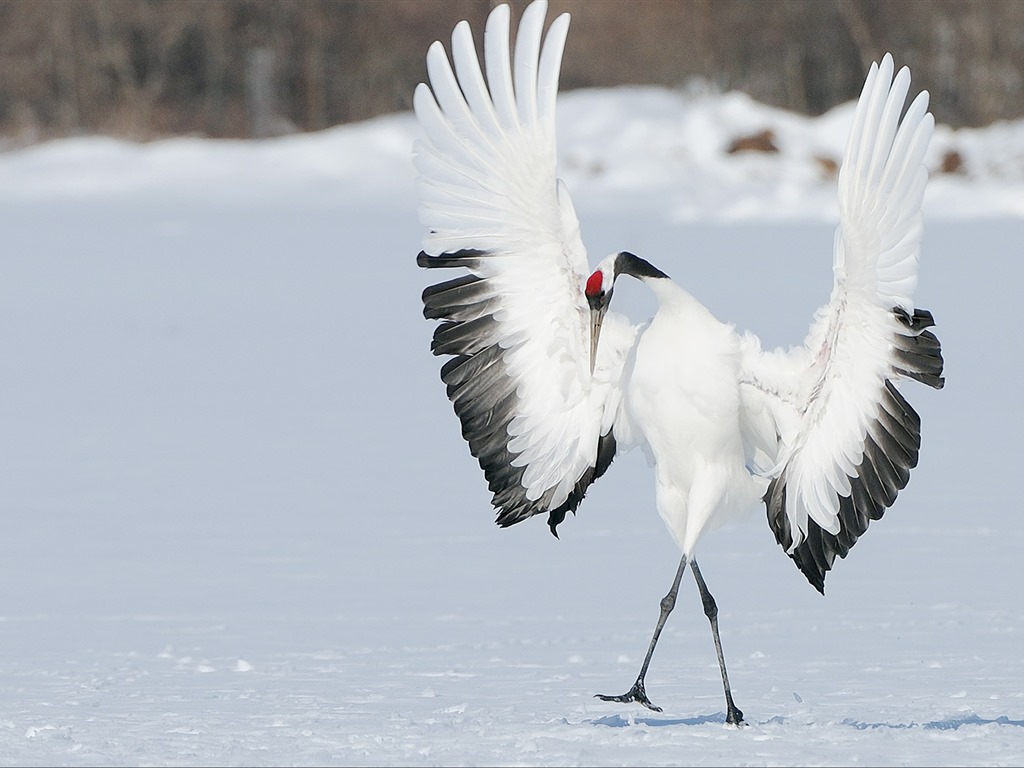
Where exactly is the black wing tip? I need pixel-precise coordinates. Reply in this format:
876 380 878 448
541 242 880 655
775 469 897 595
800 562 827 595
490 431 618 537
893 305 934 330
790 534 830 594
544 430 618 535
767 309 942 592
766 476 826 592
417 248 487 270
766 390 917 594
893 305 945 390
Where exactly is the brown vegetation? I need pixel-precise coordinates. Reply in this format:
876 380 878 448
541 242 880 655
726 129 780 155
940 149 966 175
0 0 1021 142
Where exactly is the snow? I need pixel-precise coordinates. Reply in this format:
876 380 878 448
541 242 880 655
1 84 1022 765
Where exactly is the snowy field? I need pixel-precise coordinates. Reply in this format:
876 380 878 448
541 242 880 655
1 84 1023 766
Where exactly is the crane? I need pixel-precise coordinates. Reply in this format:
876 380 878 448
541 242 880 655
414 0 944 726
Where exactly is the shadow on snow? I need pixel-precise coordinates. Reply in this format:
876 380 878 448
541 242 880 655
590 713 731 728
589 713 1024 730
842 714 1024 731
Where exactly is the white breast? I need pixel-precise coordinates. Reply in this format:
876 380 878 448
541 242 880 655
626 281 765 554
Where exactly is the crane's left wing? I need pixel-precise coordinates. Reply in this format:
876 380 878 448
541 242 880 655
739 54 945 593
414 1 634 533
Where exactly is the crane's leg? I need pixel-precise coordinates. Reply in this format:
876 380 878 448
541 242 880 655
690 558 744 726
594 554 688 712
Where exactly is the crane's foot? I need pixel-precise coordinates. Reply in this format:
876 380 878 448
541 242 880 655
595 678 662 712
726 703 745 727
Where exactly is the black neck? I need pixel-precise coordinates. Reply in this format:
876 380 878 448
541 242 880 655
615 251 669 281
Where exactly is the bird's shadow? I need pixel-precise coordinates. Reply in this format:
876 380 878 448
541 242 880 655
588 712 1024 730
589 712 734 728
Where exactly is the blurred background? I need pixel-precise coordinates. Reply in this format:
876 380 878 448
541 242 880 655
1 0 1022 146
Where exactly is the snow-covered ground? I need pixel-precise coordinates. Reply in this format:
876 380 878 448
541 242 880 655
1 83 1022 766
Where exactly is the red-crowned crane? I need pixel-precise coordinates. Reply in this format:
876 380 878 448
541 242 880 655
414 0 944 726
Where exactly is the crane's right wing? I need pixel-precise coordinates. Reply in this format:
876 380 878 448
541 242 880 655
414 1 635 533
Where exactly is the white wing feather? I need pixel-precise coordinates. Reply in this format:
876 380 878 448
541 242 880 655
415 1 633 526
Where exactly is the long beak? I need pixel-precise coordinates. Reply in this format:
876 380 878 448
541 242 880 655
589 305 605 376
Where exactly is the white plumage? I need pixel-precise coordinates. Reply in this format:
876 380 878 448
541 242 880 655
415 0 944 724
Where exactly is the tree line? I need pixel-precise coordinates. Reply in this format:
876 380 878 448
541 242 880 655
0 0 1021 144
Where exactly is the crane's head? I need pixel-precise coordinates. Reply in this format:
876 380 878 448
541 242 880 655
585 252 669 374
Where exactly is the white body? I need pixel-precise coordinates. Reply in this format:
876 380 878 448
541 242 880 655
626 281 765 555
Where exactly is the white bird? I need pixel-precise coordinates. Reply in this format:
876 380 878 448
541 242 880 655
414 0 944 726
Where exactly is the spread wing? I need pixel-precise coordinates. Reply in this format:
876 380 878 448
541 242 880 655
414 1 635 533
739 54 945 593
